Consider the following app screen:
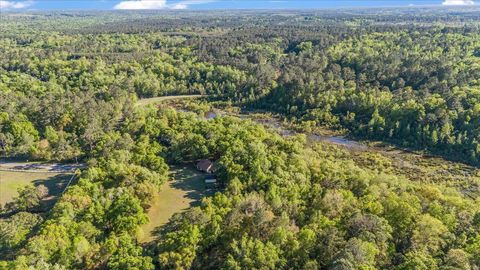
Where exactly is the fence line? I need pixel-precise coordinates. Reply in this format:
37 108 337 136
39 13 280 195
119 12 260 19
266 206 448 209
62 174 77 194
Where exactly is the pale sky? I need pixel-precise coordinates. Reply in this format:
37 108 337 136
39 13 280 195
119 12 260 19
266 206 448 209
0 0 477 11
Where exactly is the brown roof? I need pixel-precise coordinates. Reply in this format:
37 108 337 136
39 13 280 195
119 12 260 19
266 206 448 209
196 159 214 173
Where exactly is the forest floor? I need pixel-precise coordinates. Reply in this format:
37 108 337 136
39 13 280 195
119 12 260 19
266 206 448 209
138 165 211 243
136 94 205 107
0 171 72 205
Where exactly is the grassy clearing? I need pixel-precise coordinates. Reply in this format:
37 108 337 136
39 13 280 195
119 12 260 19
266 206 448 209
0 171 72 205
136 95 205 107
138 165 209 243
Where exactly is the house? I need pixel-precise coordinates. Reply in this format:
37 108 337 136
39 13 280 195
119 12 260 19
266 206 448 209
196 159 215 173
204 175 218 189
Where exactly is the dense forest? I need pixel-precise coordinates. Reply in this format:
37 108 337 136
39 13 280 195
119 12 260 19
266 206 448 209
1 9 480 165
0 8 480 270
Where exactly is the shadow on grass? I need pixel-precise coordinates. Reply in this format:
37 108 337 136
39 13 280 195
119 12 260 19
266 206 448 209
141 165 216 244
0 173 74 217
32 174 71 195
169 165 209 207
34 174 74 209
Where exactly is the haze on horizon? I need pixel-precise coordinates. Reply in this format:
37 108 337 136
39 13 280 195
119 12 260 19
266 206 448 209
0 0 478 11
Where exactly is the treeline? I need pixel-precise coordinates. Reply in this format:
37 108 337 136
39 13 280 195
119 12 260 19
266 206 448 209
3 107 480 269
254 31 480 165
185 24 480 165
1 11 479 164
0 10 480 269
1 105 169 269
0 32 253 161
151 110 480 270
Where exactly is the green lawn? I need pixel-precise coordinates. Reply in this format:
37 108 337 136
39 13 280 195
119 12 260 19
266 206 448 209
136 95 205 107
0 171 72 206
138 165 209 243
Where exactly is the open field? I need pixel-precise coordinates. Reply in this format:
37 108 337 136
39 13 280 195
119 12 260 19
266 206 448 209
136 95 205 107
138 165 209 243
0 171 72 206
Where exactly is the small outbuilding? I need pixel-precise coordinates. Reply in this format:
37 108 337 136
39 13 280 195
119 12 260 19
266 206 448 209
196 159 215 173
